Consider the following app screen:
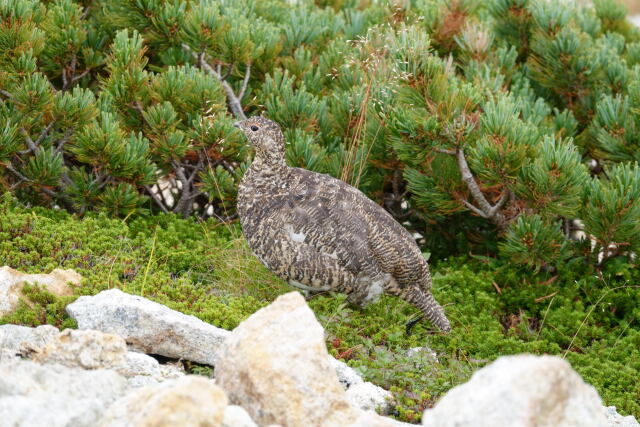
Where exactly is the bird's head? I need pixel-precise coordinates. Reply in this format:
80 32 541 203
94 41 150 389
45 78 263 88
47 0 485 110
234 117 285 164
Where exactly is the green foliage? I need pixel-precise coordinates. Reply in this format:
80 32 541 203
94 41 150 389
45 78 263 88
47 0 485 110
0 196 287 331
515 135 589 218
2 200 638 422
583 162 640 258
499 214 568 271
311 257 640 421
1 0 640 419
2 0 638 268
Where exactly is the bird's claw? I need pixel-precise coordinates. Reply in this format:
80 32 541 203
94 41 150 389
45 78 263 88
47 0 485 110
405 315 424 336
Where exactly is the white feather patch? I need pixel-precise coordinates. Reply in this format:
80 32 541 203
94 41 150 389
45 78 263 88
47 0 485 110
284 224 306 243
364 278 385 303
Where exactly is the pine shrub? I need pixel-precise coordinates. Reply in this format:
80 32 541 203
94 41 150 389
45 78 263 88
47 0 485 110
1 1 639 262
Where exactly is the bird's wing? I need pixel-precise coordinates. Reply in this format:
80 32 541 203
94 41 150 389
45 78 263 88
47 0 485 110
280 168 430 289
274 169 378 276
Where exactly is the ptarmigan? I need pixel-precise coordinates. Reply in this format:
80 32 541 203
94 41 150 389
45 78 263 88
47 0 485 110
234 117 451 332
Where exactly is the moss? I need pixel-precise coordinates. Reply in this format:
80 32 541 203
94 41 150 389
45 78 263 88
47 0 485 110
0 200 287 330
1 199 638 422
308 259 640 421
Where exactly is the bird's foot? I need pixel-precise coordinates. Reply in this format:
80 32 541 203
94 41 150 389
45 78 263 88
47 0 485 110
405 315 424 336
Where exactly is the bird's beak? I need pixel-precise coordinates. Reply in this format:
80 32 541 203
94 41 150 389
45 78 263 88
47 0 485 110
233 121 241 129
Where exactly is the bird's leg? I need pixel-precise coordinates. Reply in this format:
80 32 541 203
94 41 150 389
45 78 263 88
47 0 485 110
402 286 451 332
405 314 424 336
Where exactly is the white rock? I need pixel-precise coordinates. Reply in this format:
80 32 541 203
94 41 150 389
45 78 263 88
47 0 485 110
126 375 159 388
34 328 128 370
32 328 178 384
0 266 79 315
0 329 13 362
222 405 258 427
121 353 184 385
350 411 414 426
99 375 227 427
346 382 393 414
422 354 608 427
120 350 162 378
329 356 364 388
0 358 128 427
66 289 231 365
0 323 59 357
158 360 185 379
605 406 639 427
215 292 361 426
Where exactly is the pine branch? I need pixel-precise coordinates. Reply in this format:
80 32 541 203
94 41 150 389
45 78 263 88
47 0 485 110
0 89 12 99
94 172 111 190
145 185 170 213
62 55 78 90
132 101 148 126
171 160 194 217
55 129 74 154
489 190 510 216
221 63 234 81
6 164 30 187
460 198 489 218
6 163 71 206
455 148 506 227
182 44 248 120
238 63 252 100
187 155 204 185
70 68 91 85
20 123 54 153
434 147 456 155
20 130 39 153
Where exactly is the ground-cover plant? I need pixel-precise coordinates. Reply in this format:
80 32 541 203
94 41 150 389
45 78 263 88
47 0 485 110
0 194 288 329
1 199 638 423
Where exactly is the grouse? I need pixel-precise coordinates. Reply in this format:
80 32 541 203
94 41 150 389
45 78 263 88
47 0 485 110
234 117 451 332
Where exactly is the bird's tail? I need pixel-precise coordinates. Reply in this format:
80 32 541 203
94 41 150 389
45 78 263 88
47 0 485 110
403 286 451 332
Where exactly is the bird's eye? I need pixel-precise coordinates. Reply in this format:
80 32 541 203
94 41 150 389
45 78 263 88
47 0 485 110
250 125 259 132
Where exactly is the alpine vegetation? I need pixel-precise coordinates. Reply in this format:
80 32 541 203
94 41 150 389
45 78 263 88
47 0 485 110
1 0 639 268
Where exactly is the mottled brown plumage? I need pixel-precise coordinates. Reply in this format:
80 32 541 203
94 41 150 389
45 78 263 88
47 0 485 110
234 117 451 332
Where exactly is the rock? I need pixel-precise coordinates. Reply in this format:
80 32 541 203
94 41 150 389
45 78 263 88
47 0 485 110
31 328 180 385
120 350 162 378
159 360 185 379
0 266 80 315
0 333 12 363
0 358 128 427
99 375 227 427
126 375 160 388
222 405 258 427
215 292 360 426
329 356 364 388
66 289 231 365
125 356 185 388
605 406 639 427
34 328 128 370
350 411 414 427
0 323 59 357
346 382 393 414
421 354 608 427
